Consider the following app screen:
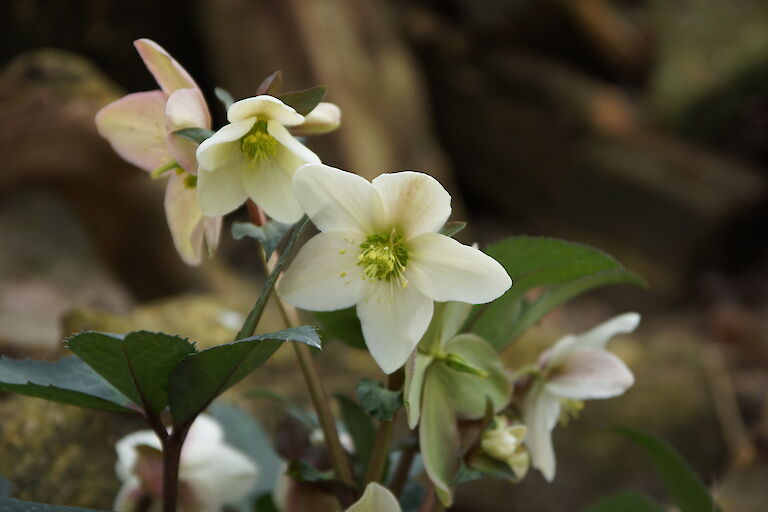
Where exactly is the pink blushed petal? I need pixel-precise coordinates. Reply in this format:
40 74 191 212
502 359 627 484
134 38 197 95
545 348 634 400
166 88 212 173
164 172 206 266
95 90 171 172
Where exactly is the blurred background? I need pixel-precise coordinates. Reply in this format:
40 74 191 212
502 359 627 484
1 0 767 510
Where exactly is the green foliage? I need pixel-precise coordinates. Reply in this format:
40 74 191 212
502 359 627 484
214 86 235 110
172 127 215 143
315 307 366 350
168 326 321 426
466 237 646 349
257 71 283 96
0 355 132 413
67 331 195 415
586 491 664 512
232 220 292 260
287 459 335 482
355 379 403 421
278 86 326 116
337 394 376 474
438 221 467 238
615 428 722 512
253 494 280 512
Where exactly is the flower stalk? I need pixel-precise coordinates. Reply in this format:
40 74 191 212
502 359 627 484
364 370 404 485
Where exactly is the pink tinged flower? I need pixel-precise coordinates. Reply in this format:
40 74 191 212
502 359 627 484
95 38 220 266
277 164 512 374
195 96 320 223
114 414 259 512
521 312 639 482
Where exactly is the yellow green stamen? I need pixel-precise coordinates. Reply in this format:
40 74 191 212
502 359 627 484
240 120 277 164
357 230 409 286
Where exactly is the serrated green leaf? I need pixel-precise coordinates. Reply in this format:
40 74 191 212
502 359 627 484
0 356 132 413
168 326 321 426
586 491 664 512
0 498 107 511
355 379 403 422
315 307 366 350
337 394 376 475
466 237 646 349
231 220 292 260
614 428 721 512
439 221 467 238
67 331 195 415
278 86 326 116
214 86 235 110
257 71 283 96
172 127 215 143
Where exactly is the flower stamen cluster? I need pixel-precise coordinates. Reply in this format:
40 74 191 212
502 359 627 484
240 120 278 164
357 230 409 287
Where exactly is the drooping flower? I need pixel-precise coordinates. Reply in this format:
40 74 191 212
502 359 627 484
278 164 512 374
195 96 321 223
403 301 510 506
345 483 402 512
113 414 258 512
95 38 221 266
521 312 639 481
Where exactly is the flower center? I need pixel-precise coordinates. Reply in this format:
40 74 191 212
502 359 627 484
358 230 409 286
558 398 584 426
240 120 277 164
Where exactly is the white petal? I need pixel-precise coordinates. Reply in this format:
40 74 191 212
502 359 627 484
545 348 634 400
407 233 512 304
291 102 342 135
346 483 402 512
113 477 143 512
197 164 248 217
203 216 222 256
165 87 211 173
545 312 640 368
356 281 434 374
268 120 321 166
227 95 305 126
521 385 560 482
164 172 205 265
278 231 366 311
293 164 384 233
240 157 304 224
372 172 451 238
95 90 171 172
195 119 254 171
182 444 259 505
404 351 433 429
180 414 225 466
115 430 162 482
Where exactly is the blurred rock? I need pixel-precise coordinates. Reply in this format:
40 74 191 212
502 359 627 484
0 190 131 355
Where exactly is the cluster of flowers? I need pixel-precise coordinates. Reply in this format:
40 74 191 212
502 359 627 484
99 40 639 511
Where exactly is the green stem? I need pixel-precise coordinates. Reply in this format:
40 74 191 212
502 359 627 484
389 441 417 497
161 427 188 512
364 370 404 485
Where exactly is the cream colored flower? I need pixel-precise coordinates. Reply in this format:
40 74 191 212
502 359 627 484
113 415 258 512
481 416 530 478
345 483 401 512
195 96 320 223
522 313 639 481
278 164 512 374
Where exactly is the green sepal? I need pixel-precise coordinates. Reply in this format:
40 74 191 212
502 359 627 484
278 86 326 116
172 127 215 143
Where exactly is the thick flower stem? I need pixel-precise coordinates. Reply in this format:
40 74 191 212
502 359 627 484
161 432 185 512
364 370 404 485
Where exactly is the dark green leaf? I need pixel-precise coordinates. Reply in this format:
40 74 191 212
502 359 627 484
231 220 292 260
67 331 195 415
466 237 646 349
215 87 235 110
586 491 664 512
278 86 326 116
614 428 721 512
315 307 366 350
253 494 280 512
439 221 467 238
236 216 311 341
0 498 107 511
356 379 403 421
337 394 376 474
169 326 321 426
172 127 215 144
249 389 317 427
0 356 132 413
286 459 334 482
209 402 282 497
257 71 283 96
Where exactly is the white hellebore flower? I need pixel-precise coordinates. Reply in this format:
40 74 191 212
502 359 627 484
481 416 529 478
522 312 639 482
114 414 258 512
278 164 512 374
195 95 320 223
